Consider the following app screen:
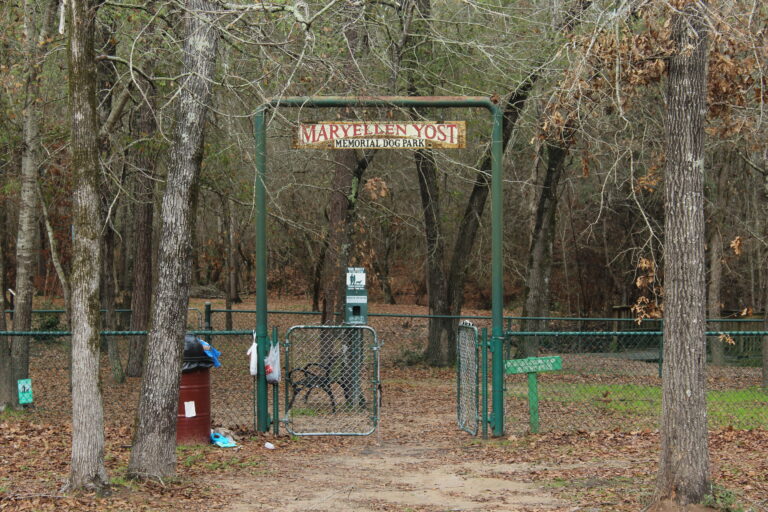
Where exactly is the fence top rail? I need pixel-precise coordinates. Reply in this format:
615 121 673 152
210 310 664 322
4 329 768 337
507 331 768 336
3 308 201 314
0 330 256 337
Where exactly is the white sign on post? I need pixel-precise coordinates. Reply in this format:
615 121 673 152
346 268 366 289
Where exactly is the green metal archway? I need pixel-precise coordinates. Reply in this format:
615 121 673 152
252 96 505 436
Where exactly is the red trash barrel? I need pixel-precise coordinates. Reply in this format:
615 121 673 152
177 367 211 444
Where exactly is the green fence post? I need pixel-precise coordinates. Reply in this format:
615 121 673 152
204 302 212 343
482 328 489 440
527 372 539 434
658 319 664 378
254 107 269 433
272 326 279 435
491 333 504 437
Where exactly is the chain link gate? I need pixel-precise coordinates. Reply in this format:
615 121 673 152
283 325 380 436
457 322 480 435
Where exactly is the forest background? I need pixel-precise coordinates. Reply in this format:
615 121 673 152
0 0 766 360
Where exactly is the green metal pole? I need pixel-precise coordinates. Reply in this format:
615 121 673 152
254 96 507 434
481 328 488 440
490 104 505 437
204 302 212 344
254 108 269 432
527 372 539 434
658 319 663 378
272 326 279 435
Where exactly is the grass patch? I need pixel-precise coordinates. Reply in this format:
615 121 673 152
703 484 748 512
507 383 768 429
0 407 28 420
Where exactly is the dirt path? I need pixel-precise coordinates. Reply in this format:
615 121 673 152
221 370 567 511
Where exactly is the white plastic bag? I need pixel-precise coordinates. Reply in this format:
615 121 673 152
265 343 281 384
247 332 258 376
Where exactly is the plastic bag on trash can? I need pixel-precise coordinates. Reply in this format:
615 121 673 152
265 343 280 383
247 332 258 376
182 335 216 372
200 340 221 367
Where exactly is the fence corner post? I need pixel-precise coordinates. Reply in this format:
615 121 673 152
204 302 212 342
491 333 504 437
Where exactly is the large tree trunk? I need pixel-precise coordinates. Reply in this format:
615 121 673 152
64 0 109 493
125 69 158 378
520 140 568 358
654 1 710 506
128 0 217 479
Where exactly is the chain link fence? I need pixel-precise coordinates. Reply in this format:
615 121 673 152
456 323 479 435
15 308 768 436
283 326 379 436
504 328 768 434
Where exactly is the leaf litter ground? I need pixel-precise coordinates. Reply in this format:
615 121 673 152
1 298 766 511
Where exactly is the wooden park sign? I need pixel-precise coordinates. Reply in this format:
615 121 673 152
505 356 562 434
294 121 466 149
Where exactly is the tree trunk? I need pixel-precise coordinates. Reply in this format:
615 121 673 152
318 3 369 327
95 18 124 384
224 196 238 331
37 183 71 325
64 0 109 493
520 140 568 357
320 150 364 325
415 147 455 366
707 228 724 365
763 151 768 389
0 205 14 410
226 198 239 305
128 0 217 479
102 223 124 383
401 0 456 366
125 75 158 378
655 1 710 505
12 0 48 384
763 275 768 388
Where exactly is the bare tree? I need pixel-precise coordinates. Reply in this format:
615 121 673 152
128 0 218 479
11 0 59 386
520 137 570 357
125 91 158 377
318 3 371 326
64 0 109 493
0 203 12 410
654 0 711 506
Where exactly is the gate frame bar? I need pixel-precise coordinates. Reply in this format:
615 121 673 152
253 96 505 435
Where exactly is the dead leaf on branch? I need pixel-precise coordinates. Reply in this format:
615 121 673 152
729 236 742 256
718 333 736 345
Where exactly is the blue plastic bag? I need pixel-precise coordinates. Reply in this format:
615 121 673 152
210 432 237 448
200 340 221 368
